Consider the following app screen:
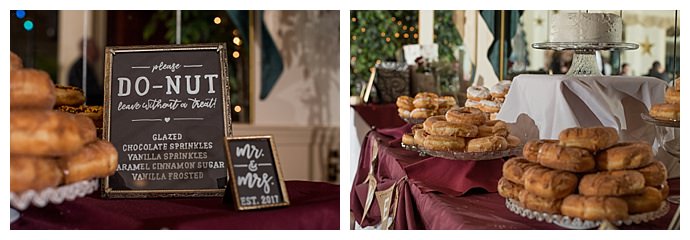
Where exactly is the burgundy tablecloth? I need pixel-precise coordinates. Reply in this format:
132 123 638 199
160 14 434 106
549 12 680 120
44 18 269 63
350 126 680 230
351 104 406 129
350 126 505 229
11 181 338 230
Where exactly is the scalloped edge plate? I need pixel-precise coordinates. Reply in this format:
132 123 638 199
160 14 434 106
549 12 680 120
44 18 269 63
10 179 99 210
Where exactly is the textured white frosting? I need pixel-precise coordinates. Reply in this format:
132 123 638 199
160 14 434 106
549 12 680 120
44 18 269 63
549 13 622 42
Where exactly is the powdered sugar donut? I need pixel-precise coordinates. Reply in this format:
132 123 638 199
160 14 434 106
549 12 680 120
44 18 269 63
467 86 491 101
490 83 509 98
480 100 502 113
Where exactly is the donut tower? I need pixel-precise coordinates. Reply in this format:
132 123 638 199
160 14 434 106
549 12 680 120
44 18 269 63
397 92 457 120
465 80 512 120
401 106 522 152
498 126 669 221
650 78 680 121
10 52 118 193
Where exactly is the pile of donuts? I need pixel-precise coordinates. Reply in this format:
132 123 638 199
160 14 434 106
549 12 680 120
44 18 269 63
649 78 680 121
10 52 118 194
465 80 512 120
401 106 522 152
396 92 457 120
498 126 669 222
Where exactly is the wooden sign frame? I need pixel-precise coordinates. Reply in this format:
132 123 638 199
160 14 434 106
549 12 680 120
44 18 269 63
101 43 233 198
223 136 290 210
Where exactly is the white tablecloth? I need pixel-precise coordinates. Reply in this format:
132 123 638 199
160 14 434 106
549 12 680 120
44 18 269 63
497 74 678 177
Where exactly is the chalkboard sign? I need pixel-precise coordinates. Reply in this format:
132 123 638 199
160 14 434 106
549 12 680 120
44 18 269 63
102 43 233 198
224 136 290 210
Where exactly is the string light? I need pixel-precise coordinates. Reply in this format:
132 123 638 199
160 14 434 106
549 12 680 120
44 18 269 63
409 26 415 31
403 33 409 38
213 17 222 24
391 17 396 22
352 35 357 40
385 37 390 42
413 33 418 39
232 51 240 58
397 21 402 26
375 59 382 65
234 105 242 112
360 27 366 33
380 32 385 37
16 10 26 19
233 37 242 46
23 20 34 31
232 29 239 36
351 17 357 22
402 25 407 30
394 32 400 38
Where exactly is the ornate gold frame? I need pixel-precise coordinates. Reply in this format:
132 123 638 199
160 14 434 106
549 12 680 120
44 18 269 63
101 43 233 198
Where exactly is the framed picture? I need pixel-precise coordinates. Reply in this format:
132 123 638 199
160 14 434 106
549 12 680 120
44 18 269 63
102 43 233 198
224 136 290 210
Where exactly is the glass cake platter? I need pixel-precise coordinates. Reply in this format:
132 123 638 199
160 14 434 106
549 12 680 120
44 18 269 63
401 142 522 161
505 198 669 229
11 178 99 211
532 42 639 76
641 112 680 128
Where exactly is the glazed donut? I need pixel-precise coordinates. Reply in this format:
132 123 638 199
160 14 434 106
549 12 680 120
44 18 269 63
445 107 487 126
436 105 453 115
430 121 478 138
479 100 501 113
422 135 465 151
477 120 509 137
558 126 619 152
579 170 645 197
674 78 680 92
649 103 680 121
415 92 439 99
11 110 97 156
665 88 680 104
464 99 481 108
413 97 438 109
438 96 457 107
493 97 505 103
595 142 653 170
518 190 563 214
489 83 509 98
502 157 539 184
422 115 446 133
523 165 578 199
637 161 667 187
10 155 62 193
413 129 429 146
11 51 23 70
396 96 414 110
561 195 629 221
57 140 118 184
55 85 86 107
466 86 491 101
466 135 508 152
497 177 524 200
537 143 596 173
410 108 433 119
657 181 670 199
402 133 416 146
522 139 559 163
10 68 56 110
506 135 521 148
621 186 663 214
398 108 411 118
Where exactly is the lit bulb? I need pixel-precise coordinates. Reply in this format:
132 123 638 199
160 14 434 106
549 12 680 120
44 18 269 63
213 17 221 25
232 51 240 58
234 105 242 112
233 37 241 46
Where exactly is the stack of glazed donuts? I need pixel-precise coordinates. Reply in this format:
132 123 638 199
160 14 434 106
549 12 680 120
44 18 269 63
465 80 512 120
401 106 522 153
54 84 104 130
498 126 669 221
397 92 457 120
649 78 680 121
10 52 118 193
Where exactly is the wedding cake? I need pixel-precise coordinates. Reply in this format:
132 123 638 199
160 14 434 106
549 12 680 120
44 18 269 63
549 12 622 43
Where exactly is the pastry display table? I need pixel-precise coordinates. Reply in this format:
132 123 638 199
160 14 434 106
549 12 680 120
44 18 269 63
11 181 339 230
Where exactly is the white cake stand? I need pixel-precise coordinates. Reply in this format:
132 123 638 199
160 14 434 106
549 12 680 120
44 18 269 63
532 42 639 76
